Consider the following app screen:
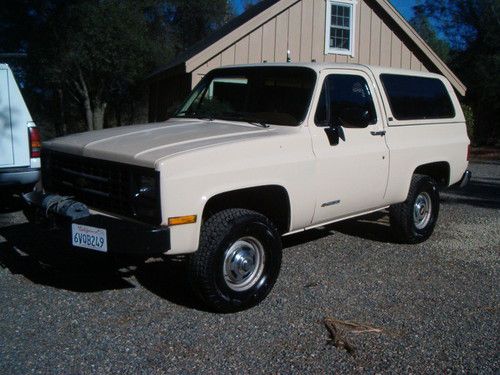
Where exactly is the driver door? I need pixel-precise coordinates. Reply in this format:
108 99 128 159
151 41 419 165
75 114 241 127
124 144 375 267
309 69 389 225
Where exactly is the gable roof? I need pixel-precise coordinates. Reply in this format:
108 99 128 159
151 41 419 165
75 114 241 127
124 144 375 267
151 0 466 96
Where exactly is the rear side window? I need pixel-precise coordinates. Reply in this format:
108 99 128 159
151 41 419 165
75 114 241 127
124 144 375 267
380 74 455 120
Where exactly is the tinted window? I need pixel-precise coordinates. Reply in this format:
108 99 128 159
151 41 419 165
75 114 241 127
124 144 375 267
315 74 377 127
381 74 455 120
175 67 317 126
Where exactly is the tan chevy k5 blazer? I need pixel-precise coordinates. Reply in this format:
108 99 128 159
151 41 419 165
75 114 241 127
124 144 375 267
24 63 471 312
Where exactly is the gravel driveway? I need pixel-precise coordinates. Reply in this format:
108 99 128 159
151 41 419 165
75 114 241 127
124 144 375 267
0 162 498 374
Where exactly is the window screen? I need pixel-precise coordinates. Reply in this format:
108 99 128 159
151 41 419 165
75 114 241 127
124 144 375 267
315 74 377 127
329 3 352 51
381 74 455 120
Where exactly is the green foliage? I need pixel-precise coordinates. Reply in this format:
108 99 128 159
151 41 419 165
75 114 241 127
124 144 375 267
416 0 500 145
168 0 234 50
242 0 261 10
1 0 235 134
462 104 475 142
414 0 499 50
31 1 170 124
410 8 450 62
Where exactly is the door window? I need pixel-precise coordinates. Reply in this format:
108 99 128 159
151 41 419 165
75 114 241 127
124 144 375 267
315 74 377 127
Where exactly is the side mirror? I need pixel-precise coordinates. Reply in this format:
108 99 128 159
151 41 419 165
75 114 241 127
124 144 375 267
324 121 346 146
338 107 371 128
324 124 340 146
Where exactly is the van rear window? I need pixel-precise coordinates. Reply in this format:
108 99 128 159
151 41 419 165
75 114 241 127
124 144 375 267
380 74 455 121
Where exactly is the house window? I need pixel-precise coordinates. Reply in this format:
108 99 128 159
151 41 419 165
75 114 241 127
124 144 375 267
325 0 356 56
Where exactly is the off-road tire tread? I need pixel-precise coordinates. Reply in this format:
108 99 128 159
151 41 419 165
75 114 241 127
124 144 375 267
390 174 439 244
188 208 281 312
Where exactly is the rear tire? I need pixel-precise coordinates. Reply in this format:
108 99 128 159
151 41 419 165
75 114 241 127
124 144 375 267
390 174 440 244
188 209 282 312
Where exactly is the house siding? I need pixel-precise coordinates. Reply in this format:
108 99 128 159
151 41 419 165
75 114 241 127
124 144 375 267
190 0 429 89
149 0 464 121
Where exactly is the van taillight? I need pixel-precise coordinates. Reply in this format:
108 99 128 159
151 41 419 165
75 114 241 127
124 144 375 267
29 127 41 158
466 145 470 161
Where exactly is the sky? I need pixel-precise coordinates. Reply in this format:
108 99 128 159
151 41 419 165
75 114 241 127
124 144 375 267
233 0 417 20
389 0 416 20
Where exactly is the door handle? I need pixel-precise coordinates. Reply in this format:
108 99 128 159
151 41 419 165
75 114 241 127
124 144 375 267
370 131 386 136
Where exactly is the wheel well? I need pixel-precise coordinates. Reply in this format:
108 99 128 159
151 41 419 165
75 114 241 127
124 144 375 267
414 162 450 187
203 186 291 234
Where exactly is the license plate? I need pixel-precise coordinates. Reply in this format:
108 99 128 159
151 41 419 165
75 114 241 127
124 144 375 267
71 224 108 253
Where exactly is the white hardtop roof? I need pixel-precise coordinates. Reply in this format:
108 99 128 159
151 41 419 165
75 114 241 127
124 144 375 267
211 62 447 80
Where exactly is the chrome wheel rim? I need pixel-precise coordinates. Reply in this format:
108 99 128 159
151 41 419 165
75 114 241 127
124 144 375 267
413 192 432 230
223 237 265 292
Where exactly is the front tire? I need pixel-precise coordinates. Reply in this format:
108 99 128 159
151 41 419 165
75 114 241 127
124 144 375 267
390 174 440 244
188 209 282 312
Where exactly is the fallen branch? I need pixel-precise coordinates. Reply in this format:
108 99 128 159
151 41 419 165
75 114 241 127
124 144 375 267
323 317 384 356
324 318 356 355
324 317 383 334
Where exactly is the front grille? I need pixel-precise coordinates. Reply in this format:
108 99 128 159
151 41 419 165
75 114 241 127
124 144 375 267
42 150 160 224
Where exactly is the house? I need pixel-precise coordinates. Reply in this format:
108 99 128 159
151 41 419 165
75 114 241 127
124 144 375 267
148 0 466 122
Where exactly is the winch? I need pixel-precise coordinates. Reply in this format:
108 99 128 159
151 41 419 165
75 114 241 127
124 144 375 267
23 191 90 221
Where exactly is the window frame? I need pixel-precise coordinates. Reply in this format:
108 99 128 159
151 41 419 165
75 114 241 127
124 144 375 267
380 73 456 122
314 72 379 128
325 0 357 57
174 66 318 127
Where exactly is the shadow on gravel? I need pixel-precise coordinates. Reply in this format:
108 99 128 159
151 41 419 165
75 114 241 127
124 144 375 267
330 212 395 243
134 260 208 311
0 223 135 292
443 178 500 209
0 194 24 214
283 211 396 247
0 222 205 310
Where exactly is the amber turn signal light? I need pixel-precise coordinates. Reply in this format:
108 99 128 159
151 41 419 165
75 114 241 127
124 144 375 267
168 215 197 226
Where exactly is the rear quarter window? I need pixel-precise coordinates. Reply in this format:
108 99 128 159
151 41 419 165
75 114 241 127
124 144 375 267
380 74 455 121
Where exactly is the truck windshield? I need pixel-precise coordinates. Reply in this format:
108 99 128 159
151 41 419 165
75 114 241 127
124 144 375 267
174 66 317 126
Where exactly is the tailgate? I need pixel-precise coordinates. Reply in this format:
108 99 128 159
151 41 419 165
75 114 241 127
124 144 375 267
0 68 14 167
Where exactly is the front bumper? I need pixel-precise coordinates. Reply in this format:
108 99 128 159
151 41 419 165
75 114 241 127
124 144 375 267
23 191 170 256
0 167 41 187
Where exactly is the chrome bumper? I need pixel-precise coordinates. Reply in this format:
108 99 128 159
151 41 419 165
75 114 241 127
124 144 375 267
0 167 41 187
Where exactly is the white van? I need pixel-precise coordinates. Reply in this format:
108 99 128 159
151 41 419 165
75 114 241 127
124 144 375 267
0 64 41 193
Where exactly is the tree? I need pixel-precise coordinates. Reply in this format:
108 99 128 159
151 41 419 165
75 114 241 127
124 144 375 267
415 0 500 144
242 0 262 11
1 0 237 135
410 7 450 62
168 0 234 51
29 1 170 132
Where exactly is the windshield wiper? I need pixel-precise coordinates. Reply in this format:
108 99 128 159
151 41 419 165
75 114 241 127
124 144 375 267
250 121 270 128
220 113 270 128
175 111 214 121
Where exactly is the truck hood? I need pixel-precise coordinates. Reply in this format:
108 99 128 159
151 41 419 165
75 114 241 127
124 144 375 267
43 119 272 168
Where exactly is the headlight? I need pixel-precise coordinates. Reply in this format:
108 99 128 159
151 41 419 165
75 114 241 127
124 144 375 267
137 175 157 199
132 172 161 223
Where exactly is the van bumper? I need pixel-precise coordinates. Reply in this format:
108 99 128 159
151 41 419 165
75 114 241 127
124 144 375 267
23 191 170 256
0 167 41 187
